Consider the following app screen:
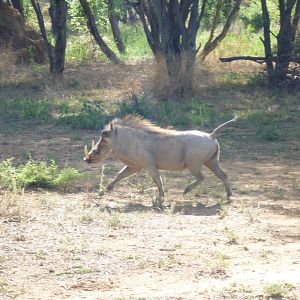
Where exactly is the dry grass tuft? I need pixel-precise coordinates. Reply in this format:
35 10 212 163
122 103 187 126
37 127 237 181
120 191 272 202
0 191 23 221
0 48 17 74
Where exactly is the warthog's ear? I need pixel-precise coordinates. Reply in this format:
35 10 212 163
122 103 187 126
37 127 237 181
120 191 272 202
102 123 114 138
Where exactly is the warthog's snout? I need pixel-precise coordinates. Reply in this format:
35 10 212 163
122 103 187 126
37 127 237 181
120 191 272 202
83 156 91 163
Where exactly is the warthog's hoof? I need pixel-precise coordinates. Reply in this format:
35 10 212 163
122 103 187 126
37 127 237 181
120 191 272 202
106 184 114 192
183 188 190 195
226 193 233 204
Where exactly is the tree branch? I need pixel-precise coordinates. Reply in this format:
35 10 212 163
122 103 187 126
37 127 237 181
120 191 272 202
291 0 300 40
220 55 300 64
199 0 242 62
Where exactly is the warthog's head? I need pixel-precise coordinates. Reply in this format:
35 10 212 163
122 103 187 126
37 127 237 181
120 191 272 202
83 123 113 163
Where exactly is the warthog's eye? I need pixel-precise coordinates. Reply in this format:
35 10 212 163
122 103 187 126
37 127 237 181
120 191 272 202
102 129 111 137
92 147 100 154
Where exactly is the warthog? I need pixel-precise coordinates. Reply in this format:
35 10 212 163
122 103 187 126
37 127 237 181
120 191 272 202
84 115 237 200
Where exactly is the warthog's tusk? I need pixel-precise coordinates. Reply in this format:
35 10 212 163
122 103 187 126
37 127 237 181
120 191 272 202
84 145 89 157
92 140 95 149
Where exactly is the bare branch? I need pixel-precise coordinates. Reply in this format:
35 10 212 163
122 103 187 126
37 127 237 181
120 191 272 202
30 0 54 71
199 0 242 62
206 0 222 46
79 0 121 64
220 55 300 64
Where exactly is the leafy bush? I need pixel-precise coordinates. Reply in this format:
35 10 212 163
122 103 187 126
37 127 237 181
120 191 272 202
240 0 279 33
0 98 51 121
57 100 109 129
66 36 97 62
117 96 215 127
68 0 109 33
243 110 285 141
16 159 58 188
53 167 83 187
0 158 83 191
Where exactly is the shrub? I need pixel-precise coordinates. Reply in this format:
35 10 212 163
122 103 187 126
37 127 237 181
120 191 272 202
16 158 57 188
0 158 83 190
263 282 294 298
0 158 18 191
18 98 51 120
53 167 83 187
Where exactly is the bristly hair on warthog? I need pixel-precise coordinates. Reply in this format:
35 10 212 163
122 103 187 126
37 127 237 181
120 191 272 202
83 115 238 201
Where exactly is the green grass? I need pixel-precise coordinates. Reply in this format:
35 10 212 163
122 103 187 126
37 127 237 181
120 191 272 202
66 24 151 63
239 109 291 141
66 35 98 62
117 96 217 128
0 94 218 131
119 24 152 60
56 100 110 129
0 98 51 121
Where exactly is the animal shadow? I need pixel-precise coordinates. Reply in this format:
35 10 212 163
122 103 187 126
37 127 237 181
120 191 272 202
172 202 222 216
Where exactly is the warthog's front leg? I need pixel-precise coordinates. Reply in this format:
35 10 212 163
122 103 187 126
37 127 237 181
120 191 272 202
183 175 204 194
146 167 164 198
107 166 141 191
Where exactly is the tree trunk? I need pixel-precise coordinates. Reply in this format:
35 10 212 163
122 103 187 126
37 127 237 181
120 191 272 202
49 0 58 36
11 0 24 17
31 0 67 73
53 0 67 74
261 0 300 84
155 50 195 99
273 0 299 82
30 0 55 71
221 0 300 85
107 0 125 53
79 0 121 64
261 0 274 78
134 0 201 99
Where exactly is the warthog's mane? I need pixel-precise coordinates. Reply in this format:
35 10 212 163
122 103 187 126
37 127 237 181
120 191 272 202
111 115 175 135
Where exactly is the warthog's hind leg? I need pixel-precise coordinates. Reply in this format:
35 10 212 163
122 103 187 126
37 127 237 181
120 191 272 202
204 159 232 200
107 166 141 191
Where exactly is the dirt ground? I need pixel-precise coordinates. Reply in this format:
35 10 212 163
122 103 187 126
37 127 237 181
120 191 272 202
0 63 300 299
0 120 300 300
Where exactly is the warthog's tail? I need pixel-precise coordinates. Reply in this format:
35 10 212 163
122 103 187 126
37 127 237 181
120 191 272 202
210 117 238 139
